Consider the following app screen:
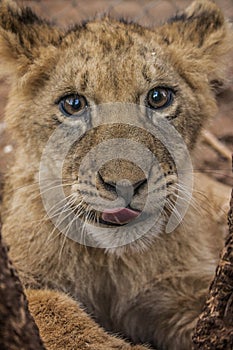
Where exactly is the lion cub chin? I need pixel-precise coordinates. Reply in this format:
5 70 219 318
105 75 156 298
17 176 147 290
0 0 231 349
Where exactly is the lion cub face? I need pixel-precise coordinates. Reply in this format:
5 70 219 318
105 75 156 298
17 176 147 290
0 0 231 246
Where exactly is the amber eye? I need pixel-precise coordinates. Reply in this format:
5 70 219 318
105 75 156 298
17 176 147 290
147 88 173 109
59 94 87 117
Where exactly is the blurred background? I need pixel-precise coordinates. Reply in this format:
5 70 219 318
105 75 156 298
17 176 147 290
0 0 232 200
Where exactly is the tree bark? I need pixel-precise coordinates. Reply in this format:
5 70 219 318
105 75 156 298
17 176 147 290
193 179 233 349
0 222 45 350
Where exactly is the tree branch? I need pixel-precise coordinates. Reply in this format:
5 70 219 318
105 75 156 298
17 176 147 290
193 158 233 349
0 222 45 350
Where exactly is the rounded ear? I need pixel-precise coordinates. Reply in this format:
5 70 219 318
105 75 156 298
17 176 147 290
157 0 233 88
0 0 63 76
167 0 227 48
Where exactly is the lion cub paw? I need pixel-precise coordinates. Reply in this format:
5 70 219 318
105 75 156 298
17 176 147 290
26 289 149 350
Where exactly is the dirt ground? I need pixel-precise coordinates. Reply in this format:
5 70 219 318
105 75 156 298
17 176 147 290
0 0 232 201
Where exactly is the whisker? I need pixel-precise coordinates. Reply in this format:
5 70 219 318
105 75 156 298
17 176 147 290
58 200 86 258
80 205 91 247
46 193 75 217
5 177 74 196
45 199 79 246
31 195 78 246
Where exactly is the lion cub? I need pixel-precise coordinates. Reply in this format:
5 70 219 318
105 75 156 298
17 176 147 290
0 0 231 349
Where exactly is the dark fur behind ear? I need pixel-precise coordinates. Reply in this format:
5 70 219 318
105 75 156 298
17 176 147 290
0 0 63 75
168 0 225 48
1 0 43 30
157 0 232 89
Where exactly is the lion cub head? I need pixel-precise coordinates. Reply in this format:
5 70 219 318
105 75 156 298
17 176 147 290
0 0 231 247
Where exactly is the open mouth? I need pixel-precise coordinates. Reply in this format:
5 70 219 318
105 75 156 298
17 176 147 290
101 207 141 226
71 202 142 227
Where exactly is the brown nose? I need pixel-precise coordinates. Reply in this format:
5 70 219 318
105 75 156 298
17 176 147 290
98 172 147 205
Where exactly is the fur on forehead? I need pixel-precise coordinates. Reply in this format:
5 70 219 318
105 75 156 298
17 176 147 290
0 0 232 88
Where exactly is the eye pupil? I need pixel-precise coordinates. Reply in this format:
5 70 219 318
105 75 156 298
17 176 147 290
67 97 81 108
73 98 81 108
152 90 162 102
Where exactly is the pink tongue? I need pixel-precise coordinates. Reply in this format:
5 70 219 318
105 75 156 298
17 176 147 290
102 207 140 225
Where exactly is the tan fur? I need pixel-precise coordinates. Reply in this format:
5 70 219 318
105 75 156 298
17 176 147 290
0 0 232 349
26 289 148 350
